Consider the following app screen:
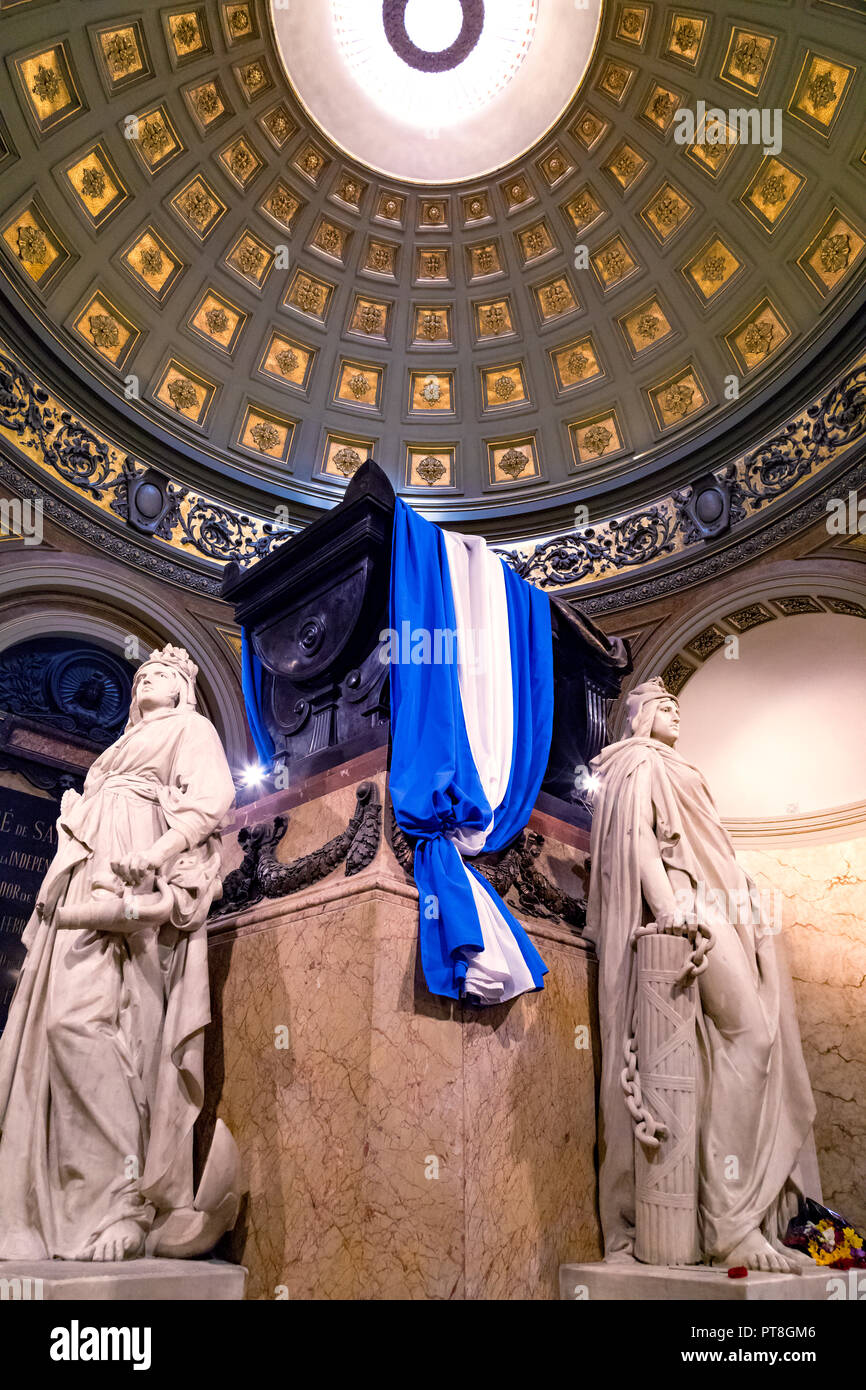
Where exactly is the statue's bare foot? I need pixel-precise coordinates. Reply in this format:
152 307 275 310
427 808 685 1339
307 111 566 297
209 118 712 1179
714 1229 800 1275
91 1219 146 1262
771 1237 810 1272
604 1249 636 1264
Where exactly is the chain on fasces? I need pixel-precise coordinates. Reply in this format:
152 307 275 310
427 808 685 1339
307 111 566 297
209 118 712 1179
620 997 667 1150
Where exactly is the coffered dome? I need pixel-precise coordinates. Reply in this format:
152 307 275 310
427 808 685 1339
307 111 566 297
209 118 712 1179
0 0 864 563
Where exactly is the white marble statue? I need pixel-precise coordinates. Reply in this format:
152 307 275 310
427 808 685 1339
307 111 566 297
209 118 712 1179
0 645 241 1262
585 678 820 1274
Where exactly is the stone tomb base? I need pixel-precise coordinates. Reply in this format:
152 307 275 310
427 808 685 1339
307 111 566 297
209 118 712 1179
205 752 601 1300
0 1258 246 1301
560 1260 839 1301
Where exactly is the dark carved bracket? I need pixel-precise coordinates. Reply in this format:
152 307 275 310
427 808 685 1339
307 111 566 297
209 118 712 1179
386 802 586 933
213 782 382 917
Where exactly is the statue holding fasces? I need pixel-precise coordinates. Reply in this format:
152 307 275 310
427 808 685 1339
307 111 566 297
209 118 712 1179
585 678 820 1274
0 645 243 1262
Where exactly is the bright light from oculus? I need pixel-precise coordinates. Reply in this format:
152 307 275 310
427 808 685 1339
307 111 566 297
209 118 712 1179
242 764 268 787
331 0 538 130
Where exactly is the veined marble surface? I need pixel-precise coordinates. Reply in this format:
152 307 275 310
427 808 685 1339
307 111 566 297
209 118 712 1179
206 771 600 1300
741 835 866 1231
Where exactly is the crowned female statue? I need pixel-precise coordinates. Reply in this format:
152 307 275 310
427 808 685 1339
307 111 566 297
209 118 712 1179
0 645 240 1262
585 678 820 1274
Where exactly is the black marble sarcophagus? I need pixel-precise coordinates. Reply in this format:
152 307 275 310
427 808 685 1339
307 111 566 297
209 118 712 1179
222 461 630 824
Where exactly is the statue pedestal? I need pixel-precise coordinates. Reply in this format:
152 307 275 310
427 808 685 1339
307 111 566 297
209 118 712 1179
560 1261 838 1302
0 1258 245 1301
206 753 601 1300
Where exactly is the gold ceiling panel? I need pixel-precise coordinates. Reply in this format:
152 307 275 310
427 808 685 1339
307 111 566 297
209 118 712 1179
257 330 315 395
119 225 185 303
740 155 805 233
797 208 866 298
788 52 854 137
236 402 295 464
480 363 528 414
550 336 606 395
70 287 141 370
568 408 627 467
334 360 384 414
1 196 73 292
163 8 213 69
257 101 296 150
284 269 334 324
647 364 710 432
125 104 184 177
217 134 266 190
719 26 777 96
58 142 129 230
662 11 710 69
88 19 153 98
408 370 455 417
487 435 542 487
12 41 85 139
618 293 676 359
186 286 247 357
681 233 743 305
724 297 793 377
412 306 453 348
405 444 456 490
151 356 218 429
258 178 304 235
169 172 227 240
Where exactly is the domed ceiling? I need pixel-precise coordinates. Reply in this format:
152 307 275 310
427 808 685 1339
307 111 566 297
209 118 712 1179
0 0 864 553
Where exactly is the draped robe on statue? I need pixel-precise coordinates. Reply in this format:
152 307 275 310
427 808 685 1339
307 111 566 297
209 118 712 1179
0 703 235 1260
585 735 820 1262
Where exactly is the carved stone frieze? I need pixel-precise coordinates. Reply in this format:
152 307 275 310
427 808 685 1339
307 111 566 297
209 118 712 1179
213 782 382 916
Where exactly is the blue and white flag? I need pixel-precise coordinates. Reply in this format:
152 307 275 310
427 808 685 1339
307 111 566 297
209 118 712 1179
388 497 554 1004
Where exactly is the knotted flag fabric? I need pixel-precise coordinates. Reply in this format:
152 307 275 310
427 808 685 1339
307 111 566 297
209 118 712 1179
388 497 554 1004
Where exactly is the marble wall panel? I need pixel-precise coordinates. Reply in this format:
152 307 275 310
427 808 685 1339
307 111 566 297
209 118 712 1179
740 835 866 1231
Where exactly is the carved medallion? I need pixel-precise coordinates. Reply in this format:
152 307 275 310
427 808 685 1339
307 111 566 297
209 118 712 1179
104 33 138 74
348 372 370 399
31 66 61 102
167 377 199 410
567 350 588 379
636 313 662 341
418 455 446 485
275 347 299 376
820 233 851 274
743 320 774 356
500 448 529 479
251 421 280 452
493 374 516 401
205 306 230 335
333 446 362 476
80 167 107 199
420 375 441 405
583 424 613 456
88 314 120 348
358 304 383 334
662 382 694 417
17 226 48 265
421 311 444 340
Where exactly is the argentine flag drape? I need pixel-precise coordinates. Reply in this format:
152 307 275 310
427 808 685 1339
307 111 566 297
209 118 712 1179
388 497 554 1004
241 628 276 764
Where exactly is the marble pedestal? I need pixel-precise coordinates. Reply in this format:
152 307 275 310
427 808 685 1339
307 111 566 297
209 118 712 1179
0 1258 246 1301
560 1261 840 1302
206 753 601 1300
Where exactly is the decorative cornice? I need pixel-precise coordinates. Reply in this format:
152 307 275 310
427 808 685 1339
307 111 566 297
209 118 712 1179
1 327 864 604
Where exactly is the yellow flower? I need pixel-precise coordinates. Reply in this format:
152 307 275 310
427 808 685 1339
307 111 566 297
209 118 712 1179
843 1227 863 1249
